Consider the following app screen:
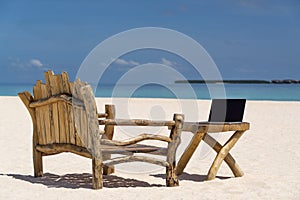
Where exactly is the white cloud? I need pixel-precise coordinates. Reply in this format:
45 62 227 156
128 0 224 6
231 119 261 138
30 59 43 67
9 57 49 71
161 58 176 66
114 58 140 66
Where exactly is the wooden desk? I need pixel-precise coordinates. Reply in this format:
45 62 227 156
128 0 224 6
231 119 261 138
176 122 250 180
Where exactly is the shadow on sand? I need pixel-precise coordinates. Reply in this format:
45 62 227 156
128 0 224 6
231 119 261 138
152 172 231 182
2 172 231 189
2 173 163 189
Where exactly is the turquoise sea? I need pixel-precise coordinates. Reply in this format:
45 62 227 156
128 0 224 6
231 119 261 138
1 83 300 101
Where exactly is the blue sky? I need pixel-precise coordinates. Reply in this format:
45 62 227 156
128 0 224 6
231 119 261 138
0 0 299 84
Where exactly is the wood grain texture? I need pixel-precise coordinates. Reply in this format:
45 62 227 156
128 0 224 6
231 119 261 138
176 131 206 175
99 118 175 127
92 158 103 189
206 130 245 180
102 104 116 175
101 133 171 146
18 91 43 177
166 114 184 187
36 144 92 158
182 122 250 133
103 156 169 167
203 134 244 177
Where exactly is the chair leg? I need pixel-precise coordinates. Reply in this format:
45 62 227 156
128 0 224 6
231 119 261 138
203 134 244 177
166 165 179 187
206 131 245 180
92 158 103 189
33 148 43 177
103 165 114 175
103 104 115 175
166 114 183 187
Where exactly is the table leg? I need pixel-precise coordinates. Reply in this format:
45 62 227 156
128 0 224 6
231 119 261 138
176 131 206 175
206 131 245 180
203 134 244 177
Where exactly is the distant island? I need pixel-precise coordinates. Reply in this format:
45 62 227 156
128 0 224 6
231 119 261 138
175 80 300 84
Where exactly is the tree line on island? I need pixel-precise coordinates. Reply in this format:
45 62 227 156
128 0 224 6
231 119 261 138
175 80 300 84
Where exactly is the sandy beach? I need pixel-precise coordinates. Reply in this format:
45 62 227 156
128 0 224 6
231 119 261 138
0 96 299 199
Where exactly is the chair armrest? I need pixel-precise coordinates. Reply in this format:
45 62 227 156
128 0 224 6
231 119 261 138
97 113 108 118
100 133 172 146
98 118 175 128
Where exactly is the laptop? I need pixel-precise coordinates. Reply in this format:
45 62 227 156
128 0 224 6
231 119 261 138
208 99 246 122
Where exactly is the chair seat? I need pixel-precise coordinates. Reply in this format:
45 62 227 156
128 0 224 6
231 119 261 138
36 142 168 158
101 143 167 155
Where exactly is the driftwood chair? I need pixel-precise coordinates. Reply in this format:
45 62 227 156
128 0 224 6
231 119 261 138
18 71 183 189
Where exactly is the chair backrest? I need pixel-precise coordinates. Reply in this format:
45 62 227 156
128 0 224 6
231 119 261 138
208 99 246 122
29 71 90 148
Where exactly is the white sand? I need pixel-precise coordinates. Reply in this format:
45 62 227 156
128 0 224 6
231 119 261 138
0 96 299 199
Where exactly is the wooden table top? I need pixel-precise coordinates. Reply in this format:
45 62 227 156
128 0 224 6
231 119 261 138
182 121 250 133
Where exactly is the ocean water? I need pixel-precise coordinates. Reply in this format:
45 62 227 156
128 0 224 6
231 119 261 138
1 83 300 101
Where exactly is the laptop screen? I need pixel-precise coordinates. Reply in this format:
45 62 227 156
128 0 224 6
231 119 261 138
208 99 246 122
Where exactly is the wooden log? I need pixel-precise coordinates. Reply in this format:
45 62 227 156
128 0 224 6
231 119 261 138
35 108 44 144
69 82 75 96
73 79 86 147
206 131 245 180
41 84 52 144
100 133 171 146
79 108 88 147
47 71 60 144
100 144 166 155
176 131 206 175
203 134 244 177
92 158 103 189
56 74 71 144
29 94 73 108
33 81 45 144
166 166 177 187
80 85 103 189
99 119 175 127
44 72 55 144
74 78 87 100
33 80 43 100
18 91 43 177
80 85 102 158
58 105 67 143
68 81 78 145
103 105 117 174
182 122 250 133
34 81 46 145
61 71 71 94
36 143 166 157
54 75 67 144
166 114 183 187
68 103 76 145
103 155 169 167
44 71 51 90
38 84 51 144
104 104 115 140
69 79 84 146
36 144 92 158
74 108 83 147
98 113 108 118
64 106 71 144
